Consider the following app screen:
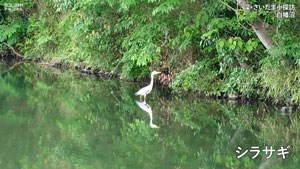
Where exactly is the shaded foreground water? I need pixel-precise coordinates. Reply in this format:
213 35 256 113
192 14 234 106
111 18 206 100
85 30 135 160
0 61 300 169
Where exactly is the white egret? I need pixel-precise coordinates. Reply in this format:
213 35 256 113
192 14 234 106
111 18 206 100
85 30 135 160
135 71 161 102
135 101 160 128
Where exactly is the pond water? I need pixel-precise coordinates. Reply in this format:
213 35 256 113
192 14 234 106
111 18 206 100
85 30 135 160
0 61 299 169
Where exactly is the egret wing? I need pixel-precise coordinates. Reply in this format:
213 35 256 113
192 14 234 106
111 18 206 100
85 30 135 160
135 85 150 96
135 101 152 114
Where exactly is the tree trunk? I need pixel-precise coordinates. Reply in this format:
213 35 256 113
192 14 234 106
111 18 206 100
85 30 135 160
236 0 275 50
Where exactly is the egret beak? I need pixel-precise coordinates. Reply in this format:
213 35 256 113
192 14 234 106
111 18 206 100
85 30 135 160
157 72 161 74
154 126 160 128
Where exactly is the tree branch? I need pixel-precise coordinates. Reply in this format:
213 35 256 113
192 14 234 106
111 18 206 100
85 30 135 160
218 0 253 33
2 42 24 58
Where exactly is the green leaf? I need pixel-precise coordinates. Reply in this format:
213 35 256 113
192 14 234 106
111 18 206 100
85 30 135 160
201 12 208 25
246 45 253 52
238 41 243 48
229 45 235 50
218 22 224 28
219 40 225 48
252 41 258 48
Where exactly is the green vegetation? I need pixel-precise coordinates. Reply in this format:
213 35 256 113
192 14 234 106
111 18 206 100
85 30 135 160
1 0 300 104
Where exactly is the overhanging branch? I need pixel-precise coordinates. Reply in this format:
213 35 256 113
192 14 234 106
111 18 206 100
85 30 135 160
2 42 24 58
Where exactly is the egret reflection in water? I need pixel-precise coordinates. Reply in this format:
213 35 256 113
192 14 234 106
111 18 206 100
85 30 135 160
135 101 160 128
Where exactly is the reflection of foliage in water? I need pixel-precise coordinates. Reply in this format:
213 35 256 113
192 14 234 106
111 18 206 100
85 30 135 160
0 63 299 168
0 73 20 100
168 96 300 168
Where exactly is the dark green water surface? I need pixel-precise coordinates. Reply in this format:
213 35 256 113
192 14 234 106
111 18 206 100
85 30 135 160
0 61 299 169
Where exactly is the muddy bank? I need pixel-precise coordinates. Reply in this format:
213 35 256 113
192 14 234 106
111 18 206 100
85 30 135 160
1 55 119 78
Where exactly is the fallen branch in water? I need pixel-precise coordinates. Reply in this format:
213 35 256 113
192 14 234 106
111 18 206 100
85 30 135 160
1 61 25 75
2 42 24 58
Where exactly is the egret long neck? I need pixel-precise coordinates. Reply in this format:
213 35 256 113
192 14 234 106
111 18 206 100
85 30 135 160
149 112 153 125
149 73 154 88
